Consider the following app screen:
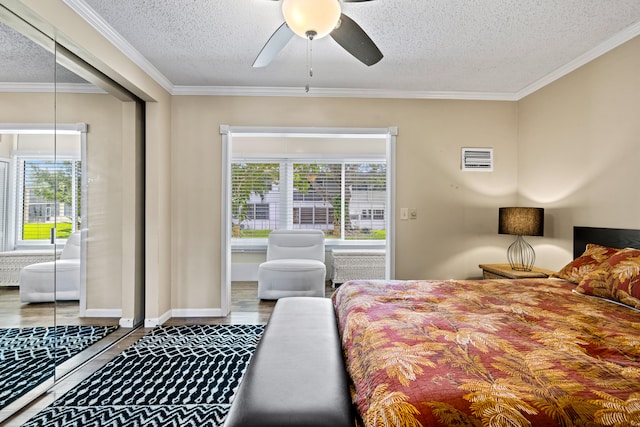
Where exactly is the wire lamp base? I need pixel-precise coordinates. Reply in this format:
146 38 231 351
507 235 535 271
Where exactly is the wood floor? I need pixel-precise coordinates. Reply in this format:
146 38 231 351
1 281 337 426
0 286 119 328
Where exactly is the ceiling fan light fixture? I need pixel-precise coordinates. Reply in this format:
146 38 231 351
282 0 342 40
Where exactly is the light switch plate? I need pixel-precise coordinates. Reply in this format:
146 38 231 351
409 208 417 219
400 208 408 220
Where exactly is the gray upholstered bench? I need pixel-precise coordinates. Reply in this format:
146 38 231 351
224 297 354 427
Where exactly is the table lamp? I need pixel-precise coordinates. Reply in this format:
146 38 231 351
498 207 544 271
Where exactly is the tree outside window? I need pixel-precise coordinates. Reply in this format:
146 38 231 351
21 159 80 240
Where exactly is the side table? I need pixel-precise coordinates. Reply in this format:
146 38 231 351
478 263 555 280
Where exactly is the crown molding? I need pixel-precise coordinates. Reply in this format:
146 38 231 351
516 20 640 100
62 0 174 94
0 82 55 93
0 82 105 93
172 85 520 101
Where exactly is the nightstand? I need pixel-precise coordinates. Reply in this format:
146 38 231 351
478 264 555 279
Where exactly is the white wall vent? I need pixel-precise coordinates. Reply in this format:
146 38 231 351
461 148 493 171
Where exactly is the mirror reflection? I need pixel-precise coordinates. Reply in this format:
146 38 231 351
0 11 139 417
0 16 57 410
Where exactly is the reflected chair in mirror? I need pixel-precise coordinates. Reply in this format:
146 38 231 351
258 229 326 300
19 231 81 303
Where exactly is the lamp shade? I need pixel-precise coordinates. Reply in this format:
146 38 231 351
498 207 544 236
282 0 342 39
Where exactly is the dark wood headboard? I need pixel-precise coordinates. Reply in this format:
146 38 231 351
574 226 640 258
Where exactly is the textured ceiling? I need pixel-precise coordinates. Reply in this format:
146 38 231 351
0 20 88 86
3 0 640 98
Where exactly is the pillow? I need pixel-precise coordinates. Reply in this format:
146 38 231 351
552 243 621 283
575 248 640 310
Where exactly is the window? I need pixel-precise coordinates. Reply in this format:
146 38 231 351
222 126 396 313
17 158 81 242
231 160 386 240
0 125 85 250
231 162 280 238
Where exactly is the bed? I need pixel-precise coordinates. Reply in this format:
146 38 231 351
332 227 640 426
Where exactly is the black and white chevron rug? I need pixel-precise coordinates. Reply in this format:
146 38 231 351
0 325 118 410
22 324 264 427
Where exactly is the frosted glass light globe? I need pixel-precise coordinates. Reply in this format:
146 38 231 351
282 0 342 39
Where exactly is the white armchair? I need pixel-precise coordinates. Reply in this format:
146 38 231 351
258 229 326 300
19 231 81 303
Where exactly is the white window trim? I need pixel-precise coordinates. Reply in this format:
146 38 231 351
220 125 397 316
13 155 81 248
0 122 88 315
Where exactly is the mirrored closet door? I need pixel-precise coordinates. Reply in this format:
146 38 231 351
0 4 145 420
0 12 58 414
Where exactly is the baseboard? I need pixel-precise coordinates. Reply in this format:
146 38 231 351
84 308 122 318
144 309 172 328
117 315 143 328
144 308 226 327
119 318 134 327
171 308 225 317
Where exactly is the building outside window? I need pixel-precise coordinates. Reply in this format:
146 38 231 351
231 161 386 241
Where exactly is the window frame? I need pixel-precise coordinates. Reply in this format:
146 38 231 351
221 126 397 316
1 123 87 251
14 155 82 246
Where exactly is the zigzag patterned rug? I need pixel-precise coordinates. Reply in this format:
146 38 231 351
0 325 118 410
22 324 264 427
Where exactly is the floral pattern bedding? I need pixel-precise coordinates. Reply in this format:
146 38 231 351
332 279 640 427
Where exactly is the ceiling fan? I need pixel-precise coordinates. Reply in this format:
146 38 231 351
253 0 383 68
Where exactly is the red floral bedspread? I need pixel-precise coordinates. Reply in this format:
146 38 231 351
332 279 640 426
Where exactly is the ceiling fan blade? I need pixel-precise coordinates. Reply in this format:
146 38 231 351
330 13 383 66
253 22 295 68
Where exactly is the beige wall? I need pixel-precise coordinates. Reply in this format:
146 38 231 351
518 35 640 270
0 92 125 310
171 96 519 310
58 93 125 311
